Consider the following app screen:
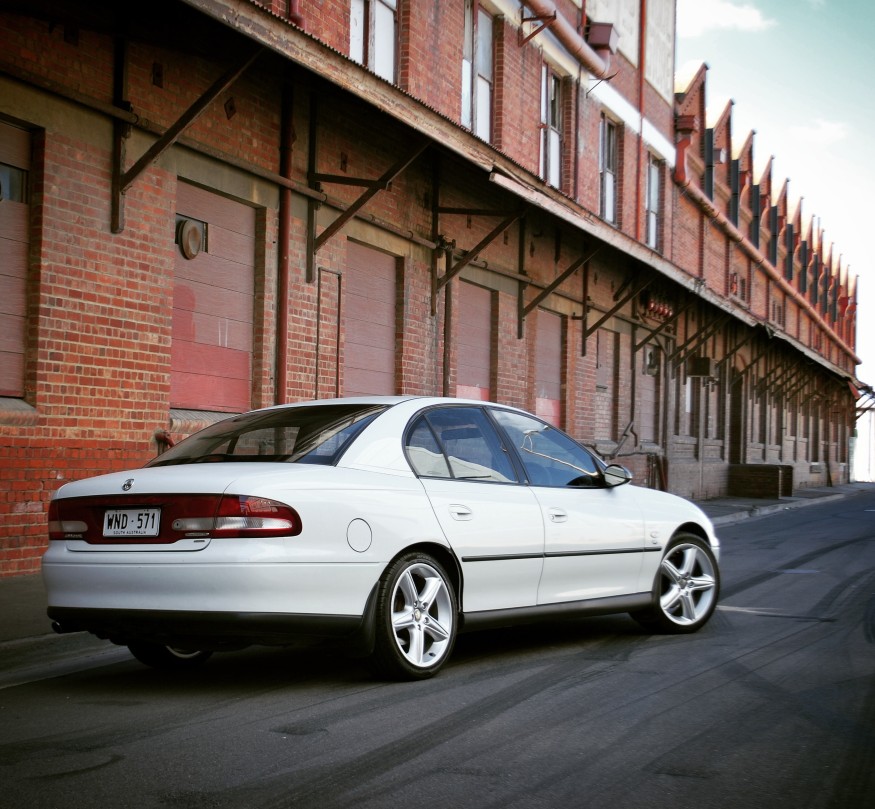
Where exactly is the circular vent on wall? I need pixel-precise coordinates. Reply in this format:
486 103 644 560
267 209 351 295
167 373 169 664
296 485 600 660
177 218 203 259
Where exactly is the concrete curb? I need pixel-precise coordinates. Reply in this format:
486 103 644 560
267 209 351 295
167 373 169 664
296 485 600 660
706 491 849 527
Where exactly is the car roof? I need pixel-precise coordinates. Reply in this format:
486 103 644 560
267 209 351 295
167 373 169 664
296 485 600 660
253 395 523 413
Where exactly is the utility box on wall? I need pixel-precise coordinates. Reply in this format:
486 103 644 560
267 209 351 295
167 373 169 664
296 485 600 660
687 357 717 378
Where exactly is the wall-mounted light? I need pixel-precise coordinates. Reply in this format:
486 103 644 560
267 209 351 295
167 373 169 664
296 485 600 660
176 217 206 259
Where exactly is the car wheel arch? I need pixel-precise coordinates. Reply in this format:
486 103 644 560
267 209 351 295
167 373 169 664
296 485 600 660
393 541 463 603
354 541 463 660
674 521 710 545
633 530 720 634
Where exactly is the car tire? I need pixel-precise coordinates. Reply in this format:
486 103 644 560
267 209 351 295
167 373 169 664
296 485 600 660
633 533 720 634
128 642 213 670
369 551 458 680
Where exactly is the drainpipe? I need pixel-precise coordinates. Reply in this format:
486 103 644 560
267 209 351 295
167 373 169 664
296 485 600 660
276 84 294 404
673 114 697 187
525 0 613 79
288 1 304 28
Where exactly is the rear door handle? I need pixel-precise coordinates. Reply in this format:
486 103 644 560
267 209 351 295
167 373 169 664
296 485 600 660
449 504 473 521
547 508 568 523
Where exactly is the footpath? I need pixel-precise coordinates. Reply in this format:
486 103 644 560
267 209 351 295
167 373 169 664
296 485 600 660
1 481 870 646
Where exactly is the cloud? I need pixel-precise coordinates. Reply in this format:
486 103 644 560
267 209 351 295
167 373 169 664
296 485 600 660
677 0 777 38
788 119 849 146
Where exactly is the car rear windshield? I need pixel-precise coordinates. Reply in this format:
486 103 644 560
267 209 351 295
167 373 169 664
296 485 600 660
147 404 387 467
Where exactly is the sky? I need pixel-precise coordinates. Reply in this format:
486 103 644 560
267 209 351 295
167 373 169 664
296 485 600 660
674 0 875 382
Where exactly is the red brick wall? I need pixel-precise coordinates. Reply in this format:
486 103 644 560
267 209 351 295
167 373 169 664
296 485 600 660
0 2 856 575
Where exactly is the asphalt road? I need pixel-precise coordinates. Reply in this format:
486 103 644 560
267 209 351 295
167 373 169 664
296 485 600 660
2 491 873 809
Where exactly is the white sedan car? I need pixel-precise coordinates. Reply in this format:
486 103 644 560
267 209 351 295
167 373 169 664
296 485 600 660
44 397 720 680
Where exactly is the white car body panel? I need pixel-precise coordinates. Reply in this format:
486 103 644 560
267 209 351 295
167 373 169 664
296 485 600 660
532 483 646 604
417 477 545 611
42 396 720 661
43 556 382 615
632 485 720 590
44 460 450 616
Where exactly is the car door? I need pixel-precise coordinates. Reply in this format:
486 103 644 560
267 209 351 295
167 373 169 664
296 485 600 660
490 409 646 605
405 406 544 612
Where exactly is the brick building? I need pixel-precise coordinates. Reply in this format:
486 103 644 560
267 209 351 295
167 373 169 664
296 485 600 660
0 0 860 575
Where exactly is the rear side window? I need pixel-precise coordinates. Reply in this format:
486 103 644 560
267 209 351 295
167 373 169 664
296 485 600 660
406 407 518 483
148 405 386 466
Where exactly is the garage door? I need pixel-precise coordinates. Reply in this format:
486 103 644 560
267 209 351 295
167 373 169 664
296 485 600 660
535 309 562 426
343 241 397 397
457 281 492 400
171 182 255 412
0 122 29 398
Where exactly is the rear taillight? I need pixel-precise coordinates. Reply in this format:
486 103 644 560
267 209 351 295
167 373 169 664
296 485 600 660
48 494 302 543
48 499 86 541
177 495 302 538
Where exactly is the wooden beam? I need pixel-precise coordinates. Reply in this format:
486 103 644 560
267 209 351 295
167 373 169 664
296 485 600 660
314 140 429 252
119 45 262 196
436 210 524 293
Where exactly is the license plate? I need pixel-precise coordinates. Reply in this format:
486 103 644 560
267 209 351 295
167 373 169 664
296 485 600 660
103 508 161 537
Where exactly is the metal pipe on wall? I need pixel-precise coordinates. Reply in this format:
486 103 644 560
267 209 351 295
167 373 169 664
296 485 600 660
524 0 613 79
315 267 343 399
287 0 304 28
276 83 294 404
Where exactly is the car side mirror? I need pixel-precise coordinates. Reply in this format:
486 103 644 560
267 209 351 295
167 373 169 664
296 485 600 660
603 464 632 487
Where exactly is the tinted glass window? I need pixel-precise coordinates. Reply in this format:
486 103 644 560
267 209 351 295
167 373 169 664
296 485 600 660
406 417 452 478
406 407 517 483
147 405 386 466
491 409 602 487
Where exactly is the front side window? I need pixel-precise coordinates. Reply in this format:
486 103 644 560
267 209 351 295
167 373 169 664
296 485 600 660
599 114 618 224
540 65 562 187
350 0 397 83
406 407 517 483
491 410 602 488
462 1 493 141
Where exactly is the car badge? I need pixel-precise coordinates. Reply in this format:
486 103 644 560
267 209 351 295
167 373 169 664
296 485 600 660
122 479 134 491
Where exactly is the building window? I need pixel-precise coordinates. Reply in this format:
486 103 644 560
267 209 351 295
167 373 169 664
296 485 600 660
350 0 397 83
0 162 27 203
599 114 618 224
462 1 493 141
540 66 562 188
767 205 779 266
645 153 661 250
729 159 741 226
771 301 785 328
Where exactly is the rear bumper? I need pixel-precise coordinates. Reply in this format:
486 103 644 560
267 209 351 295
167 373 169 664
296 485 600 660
48 601 376 652
42 551 384 652
42 553 383 616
